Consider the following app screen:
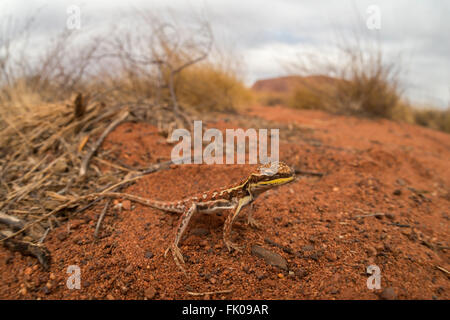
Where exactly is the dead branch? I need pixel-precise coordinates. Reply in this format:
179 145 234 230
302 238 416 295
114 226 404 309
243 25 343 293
94 199 111 239
0 212 25 230
186 289 233 296
80 110 129 176
0 230 50 270
436 266 450 276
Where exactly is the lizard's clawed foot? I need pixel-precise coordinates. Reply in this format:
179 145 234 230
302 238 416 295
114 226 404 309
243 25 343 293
224 240 243 253
164 244 187 275
247 216 263 229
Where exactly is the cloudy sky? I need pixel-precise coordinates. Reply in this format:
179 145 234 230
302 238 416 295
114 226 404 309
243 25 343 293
2 0 449 108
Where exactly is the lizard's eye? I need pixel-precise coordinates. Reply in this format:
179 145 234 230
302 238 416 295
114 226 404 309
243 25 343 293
258 164 279 176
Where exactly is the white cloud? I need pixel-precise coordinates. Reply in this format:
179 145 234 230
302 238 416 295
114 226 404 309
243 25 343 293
1 0 449 107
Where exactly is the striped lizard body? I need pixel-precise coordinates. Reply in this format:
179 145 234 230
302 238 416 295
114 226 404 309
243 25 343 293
102 161 295 274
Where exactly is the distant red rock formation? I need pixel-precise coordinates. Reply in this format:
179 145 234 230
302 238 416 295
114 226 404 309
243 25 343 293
252 75 340 94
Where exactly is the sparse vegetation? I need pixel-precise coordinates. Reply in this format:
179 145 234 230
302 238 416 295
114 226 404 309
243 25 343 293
0 10 250 126
261 27 449 134
413 107 450 133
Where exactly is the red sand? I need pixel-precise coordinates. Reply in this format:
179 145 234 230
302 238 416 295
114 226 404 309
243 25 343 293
1 104 448 300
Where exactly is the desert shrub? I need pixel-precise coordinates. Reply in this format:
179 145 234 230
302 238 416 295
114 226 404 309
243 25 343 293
288 85 327 110
176 61 251 112
413 108 450 133
389 101 415 124
286 75 340 112
288 26 404 119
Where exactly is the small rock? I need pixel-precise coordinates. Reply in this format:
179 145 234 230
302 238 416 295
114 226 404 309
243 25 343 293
330 287 339 295
385 213 395 220
366 246 377 257
124 265 133 274
145 286 156 299
256 272 266 280
379 287 397 300
19 287 27 295
277 273 284 279
251 245 288 270
56 232 68 241
325 252 337 262
393 189 402 196
294 268 308 279
24 267 32 276
106 294 115 300
309 253 320 261
49 273 56 280
144 251 154 259
122 200 131 211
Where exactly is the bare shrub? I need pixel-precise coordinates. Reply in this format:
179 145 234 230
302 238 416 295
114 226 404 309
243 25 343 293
0 14 104 117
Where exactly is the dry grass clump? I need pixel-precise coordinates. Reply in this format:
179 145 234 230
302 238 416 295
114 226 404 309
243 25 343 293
176 61 252 112
413 107 450 133
288 39 404 119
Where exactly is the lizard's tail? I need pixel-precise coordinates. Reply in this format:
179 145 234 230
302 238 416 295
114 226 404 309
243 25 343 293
94 192 184 213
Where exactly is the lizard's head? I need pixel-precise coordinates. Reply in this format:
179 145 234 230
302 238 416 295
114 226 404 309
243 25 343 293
246 161 295 195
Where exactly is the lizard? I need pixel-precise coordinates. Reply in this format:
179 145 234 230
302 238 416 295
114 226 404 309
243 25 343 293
100 161 295 274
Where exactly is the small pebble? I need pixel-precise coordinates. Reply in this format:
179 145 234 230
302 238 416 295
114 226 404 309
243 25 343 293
122 200 131 210
145 286 156 299
325 252 337 262
124 265 133 274
385 213 395 220
379 287 397 300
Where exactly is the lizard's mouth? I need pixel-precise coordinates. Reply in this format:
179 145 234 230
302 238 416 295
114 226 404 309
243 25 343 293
258 176 295 186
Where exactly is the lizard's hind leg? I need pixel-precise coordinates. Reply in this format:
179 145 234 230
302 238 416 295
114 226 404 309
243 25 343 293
164 202 197 274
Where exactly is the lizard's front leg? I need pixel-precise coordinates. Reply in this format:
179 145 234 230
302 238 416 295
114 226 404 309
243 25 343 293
164 202 197 274
223 195 252 252
246 203 263 229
